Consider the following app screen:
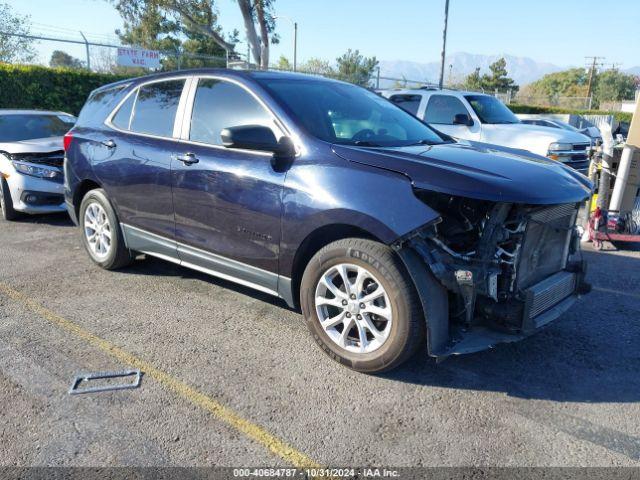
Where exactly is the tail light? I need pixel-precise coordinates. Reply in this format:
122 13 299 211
63 132 74 152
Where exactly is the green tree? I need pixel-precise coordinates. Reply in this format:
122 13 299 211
113 1 229 70
300 57 334 76
463 67 483 91
276 55 291 71
525 68 589 98
335 49 378 87
523 67 636 107
49 50 84 69
594 69 637 103
109 0 276 69
462 59 518 92
0 2 37 63
481 58 518 91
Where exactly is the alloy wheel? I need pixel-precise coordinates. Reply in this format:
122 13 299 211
84 202 112 260
314 263 393 354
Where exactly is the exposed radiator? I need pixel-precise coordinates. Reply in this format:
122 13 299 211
525 271 576 320
516 203 578 289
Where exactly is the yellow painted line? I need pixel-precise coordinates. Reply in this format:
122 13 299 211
593 286 640 301
0 282 320 468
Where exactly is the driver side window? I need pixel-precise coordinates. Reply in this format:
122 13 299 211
189 79 274 146
424 95 468 125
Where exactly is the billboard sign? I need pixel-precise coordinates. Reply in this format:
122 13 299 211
116 47 161 69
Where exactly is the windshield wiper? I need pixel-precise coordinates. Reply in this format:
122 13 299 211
406 139 439 146
353 140 382 147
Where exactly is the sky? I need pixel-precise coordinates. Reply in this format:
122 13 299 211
5 0 639 69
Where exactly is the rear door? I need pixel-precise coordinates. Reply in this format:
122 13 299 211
170 77 286 293
423 94 481 141
97 78 189 255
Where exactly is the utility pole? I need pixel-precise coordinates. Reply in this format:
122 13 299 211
274 16 298 71
293 22 297 71
79 31 90 71
438 0 450 90
585 56 605 107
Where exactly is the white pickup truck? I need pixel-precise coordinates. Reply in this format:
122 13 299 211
380 88 592 174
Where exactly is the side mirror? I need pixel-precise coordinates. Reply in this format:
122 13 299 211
453 113 474 126
221 125 294 157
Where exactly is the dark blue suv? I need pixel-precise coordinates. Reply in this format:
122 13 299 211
64 70 592 372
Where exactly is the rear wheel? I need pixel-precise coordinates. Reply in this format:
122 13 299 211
300 238 424 373
0 177 19 221
79 189 133 270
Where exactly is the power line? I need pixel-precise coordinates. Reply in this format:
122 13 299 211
585 56 606 103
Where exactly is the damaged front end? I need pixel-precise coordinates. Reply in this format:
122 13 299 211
394 192 591 358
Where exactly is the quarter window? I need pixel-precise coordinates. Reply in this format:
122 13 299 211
111 93 135 130
189 79 274 146
78 84 128 125
424 95 469 125
389 94 422 116
126 80 185 137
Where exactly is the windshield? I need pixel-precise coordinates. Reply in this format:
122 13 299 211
556 121 580 132
464 95 519 124
0 114 76 142
256 78 446 147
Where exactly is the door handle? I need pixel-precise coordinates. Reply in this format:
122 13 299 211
175 152 199 165
101 139 117 149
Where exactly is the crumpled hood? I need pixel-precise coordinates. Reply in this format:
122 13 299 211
332 142 593 205
0 137 64 155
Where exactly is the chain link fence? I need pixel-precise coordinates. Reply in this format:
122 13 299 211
511 94 592 109
0 28 601 110
3 29 433 90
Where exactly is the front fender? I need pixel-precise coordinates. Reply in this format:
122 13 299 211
279 157 439 277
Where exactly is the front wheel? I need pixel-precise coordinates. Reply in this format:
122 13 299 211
300 238 425 373
0 178 19 221
79 188 133 270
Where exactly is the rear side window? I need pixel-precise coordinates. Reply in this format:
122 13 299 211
424 95 468 125
189 79 273 146
111 93 135 130
127 80 185 137
389 94 422 116
78 84 128 125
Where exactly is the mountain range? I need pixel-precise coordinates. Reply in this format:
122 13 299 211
378 52 639 87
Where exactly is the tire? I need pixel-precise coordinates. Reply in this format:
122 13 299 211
0 177 19 221
79 188 133 270
300 238 425 373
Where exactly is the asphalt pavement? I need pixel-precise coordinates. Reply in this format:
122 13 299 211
1 212 639 467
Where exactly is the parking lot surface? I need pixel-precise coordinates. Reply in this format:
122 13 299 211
1 213 639 467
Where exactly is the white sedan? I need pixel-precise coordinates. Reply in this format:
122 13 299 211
0 110 76 221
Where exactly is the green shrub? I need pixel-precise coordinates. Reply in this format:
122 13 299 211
508 103 633 124
0 63 129 115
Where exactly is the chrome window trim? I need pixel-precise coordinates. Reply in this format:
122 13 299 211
104 75 192 143
174 74 296 157
104 73 297 157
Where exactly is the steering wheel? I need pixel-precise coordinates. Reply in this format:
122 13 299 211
352 129 377 142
